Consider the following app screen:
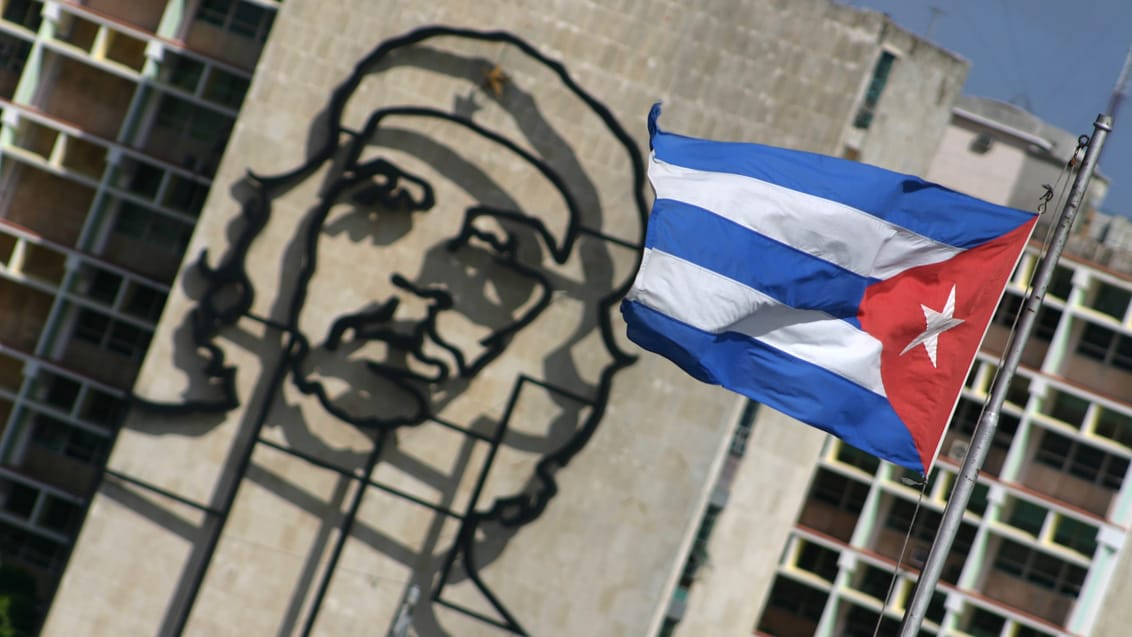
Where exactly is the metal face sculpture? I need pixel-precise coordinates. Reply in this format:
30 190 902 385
135 26 646 635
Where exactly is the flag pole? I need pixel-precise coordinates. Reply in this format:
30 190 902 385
899 113 1113 636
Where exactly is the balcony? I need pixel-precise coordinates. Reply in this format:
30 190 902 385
78 0 166 34
0 162 96 247
36 52 134 140
982 568 1075 626
0 277 52 351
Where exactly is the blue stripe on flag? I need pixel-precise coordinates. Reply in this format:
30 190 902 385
647 198 871 319
621 299 922 470
648 104 1034 250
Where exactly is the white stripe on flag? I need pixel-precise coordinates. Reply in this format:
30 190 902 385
649 156 962 279
627 248 886 396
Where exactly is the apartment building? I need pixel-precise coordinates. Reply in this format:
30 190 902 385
734 105 1132 636
40 1 976 634
0 0 278 619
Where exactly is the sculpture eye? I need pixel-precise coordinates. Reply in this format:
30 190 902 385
347 159 435 213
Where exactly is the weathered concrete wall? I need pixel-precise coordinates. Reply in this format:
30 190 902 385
44 1 966 635
926 121 1027 206
852 21 967 175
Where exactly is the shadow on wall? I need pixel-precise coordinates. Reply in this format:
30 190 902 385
120 26 648 636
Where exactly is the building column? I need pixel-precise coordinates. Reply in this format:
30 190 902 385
1066 525 1125 633
1040 269 1090 376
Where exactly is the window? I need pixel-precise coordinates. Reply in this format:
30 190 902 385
80 389 124 427
836 441 879 474
124 159 164 199
855 564 892 600
1090 281 1131 320
796 540 839 581
966 608 1006 637
1095 406 1132 448
2 0 42 31
679 504 721 585
1076 322 1132 372
853 51 896 130
72 307 153 360
203 68 250 109
729 400 757 457
160 51 205 93
0 525 66 570
1052 515 1098 556
1006 498 1046 537
1036 430 1129 490
1048 390 1089 428
968 482 990 517
952 396 1017 450
994 539 1086 596
1 480 37 518
196 0 275 42
887 498 976 553
843 604 899 637
112 201 193 253
31 414 107 462
1015 624 1056 637
162 174 209 216
39 495 81 534
28 370 80 412
86 267 123 305
1048 265 1074 301
764 577 827 623
155 94 234 143
810 469 869 515
992 294 1061 341
121 283 167 322
1006 374 1031 408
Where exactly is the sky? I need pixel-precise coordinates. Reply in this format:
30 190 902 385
847 0 1132 217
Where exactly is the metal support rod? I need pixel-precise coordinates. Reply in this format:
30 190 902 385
899 113 1112 636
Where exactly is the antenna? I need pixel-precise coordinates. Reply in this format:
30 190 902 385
1107 45 1132 122
1099 45 1131 167
925 6 946 40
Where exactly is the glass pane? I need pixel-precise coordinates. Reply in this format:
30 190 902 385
1048 265 1073 300
163 52 204 92
836 442 879 474
1049 391 1089 427
1 481 37 518
1053 516 1098 556
1096 407 1132 447
122 284 166 322
163 174 209 215
74 308 110 344
86 267 122 305
81 389 123 427
113 202 149 238
39 495 81 534
203 70 249 109
31 414 67 451
36 372 80 410
1007 498 1046 536
1077 323 1114 360
1092 282 1131 319
231 2 267 38
1035 431 1071 469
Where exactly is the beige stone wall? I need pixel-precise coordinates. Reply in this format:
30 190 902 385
44 1 966 636
926 121 1027 206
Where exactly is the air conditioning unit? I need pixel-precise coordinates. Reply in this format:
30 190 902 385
948 439 970 461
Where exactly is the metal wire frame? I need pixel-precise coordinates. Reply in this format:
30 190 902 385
73 26 649 636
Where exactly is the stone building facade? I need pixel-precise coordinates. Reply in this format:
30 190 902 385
38 1 966 635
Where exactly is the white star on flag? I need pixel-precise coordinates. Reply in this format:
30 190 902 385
899 284 965 368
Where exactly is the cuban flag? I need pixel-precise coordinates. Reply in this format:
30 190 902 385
622 104 1037 474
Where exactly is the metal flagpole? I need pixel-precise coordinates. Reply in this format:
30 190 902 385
899 113 1113 636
